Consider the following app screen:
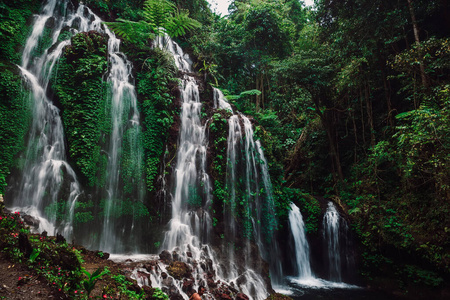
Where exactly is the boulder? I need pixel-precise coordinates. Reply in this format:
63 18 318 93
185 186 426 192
162 276 174 288
22 215 40 227
56 232 66 244
236 293 249 300
182 279 194 295
18 232 32 257
167 261 191 280
172 251 180 262
160 250 172 263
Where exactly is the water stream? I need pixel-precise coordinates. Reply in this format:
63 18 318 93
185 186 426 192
6 1 372 299
289 203 313 280
323 202 342 281
9 0 85 239
8 0 144 252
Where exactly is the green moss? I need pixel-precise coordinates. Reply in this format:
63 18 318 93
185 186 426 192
275 188 321 234
0 0 40 64
0 0 40 193
99 199 149 219
0 65 32 194
135 47 177 192
53 32 109 187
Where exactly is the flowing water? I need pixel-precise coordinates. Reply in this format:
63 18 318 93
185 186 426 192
155 36 275 300
8 0 85 239
322 201 355 283
6 1 392 299
8 0 144 252
99 13 144 255
289 203 313 280
323 202 342 281
274 203 368 298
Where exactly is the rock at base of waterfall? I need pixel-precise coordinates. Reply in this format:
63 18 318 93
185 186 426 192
22 215 40 227
160 250 173 263
167 261 192 280
56 233 66 243
182 278 195 295
236 293 250 300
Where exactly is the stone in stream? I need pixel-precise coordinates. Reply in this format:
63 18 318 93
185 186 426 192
22 215 40 227
159 250 172 263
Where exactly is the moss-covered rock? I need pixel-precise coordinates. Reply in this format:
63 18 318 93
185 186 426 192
53 31 109 188
166 261 192 280
265 293 293 300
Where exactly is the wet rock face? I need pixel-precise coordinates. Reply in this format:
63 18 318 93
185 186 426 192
182 278 195 296
22 215 40 227
160 250 173 263
236 293 250 300
167 261 192 280
119 248 252 300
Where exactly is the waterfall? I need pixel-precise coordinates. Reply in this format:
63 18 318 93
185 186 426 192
323 202 341 281
215 88 278 297
158 36 212 251
322 201 355 283
156 36 274 299
9 0 144 251
8 0 84 239
289 203 313 279
99 17 144 255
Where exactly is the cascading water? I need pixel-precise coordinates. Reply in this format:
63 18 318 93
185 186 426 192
158 35 212 251
99 15 144 255
8 0 86 239
323 202 342 281
8 0 144 252
154 36 274 300
215 88 279 297
289 203 313 280
322 201 355 283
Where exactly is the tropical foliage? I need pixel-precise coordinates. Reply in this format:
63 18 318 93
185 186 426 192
1 0 450 297
105 0 201 44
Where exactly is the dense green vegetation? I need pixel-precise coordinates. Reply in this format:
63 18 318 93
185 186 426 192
1 0 450 297
185 0 450 293
0 201 168 299
53 31 110 188
0 0 41 194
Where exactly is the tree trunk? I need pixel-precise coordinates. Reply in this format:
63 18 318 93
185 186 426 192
255 76 260 111
406 0 428 87
313 98 344 183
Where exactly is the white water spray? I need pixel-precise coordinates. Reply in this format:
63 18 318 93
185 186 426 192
289 203 313 280
10 0 84 239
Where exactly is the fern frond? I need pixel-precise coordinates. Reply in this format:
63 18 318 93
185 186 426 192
143 0 175 29
165 9 201 38
104 19 153 45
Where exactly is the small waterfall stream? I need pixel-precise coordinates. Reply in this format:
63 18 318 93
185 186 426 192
100 13 144 255
289 203 313 280
323 202 342 281
322 201 355 283
157 36 212 251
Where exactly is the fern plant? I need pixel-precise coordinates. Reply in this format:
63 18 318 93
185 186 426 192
105 0 201 44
